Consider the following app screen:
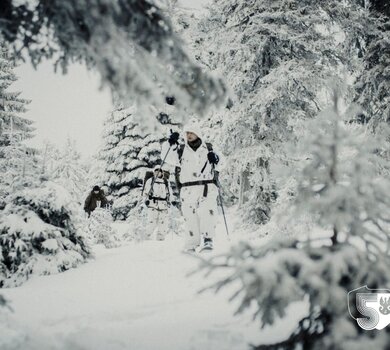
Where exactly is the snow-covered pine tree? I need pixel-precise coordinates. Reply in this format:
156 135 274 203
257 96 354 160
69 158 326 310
196 0 369 225
354 19 390 127
166 0 204 68
0 179 90 287
0 143 38 209
85 208 119 249
50 138 87 204
0 43 33 146
0 141 91 288
85 153 106 198
0 44 37 208
39 140 60 176
294 91 390 254
0 139 91 288
197 92 390 349
0 45 90 287
100 105 161 220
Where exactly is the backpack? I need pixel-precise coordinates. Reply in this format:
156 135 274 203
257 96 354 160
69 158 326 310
142 169 170 197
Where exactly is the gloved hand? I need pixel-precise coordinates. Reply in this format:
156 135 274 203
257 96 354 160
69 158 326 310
168 131 180 146
145 200 150 206
207 151 220 165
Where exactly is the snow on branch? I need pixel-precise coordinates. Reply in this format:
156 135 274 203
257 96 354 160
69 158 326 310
0 0 227 120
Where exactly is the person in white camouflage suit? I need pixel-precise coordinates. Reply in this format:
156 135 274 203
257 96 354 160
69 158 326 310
162 120 220 252
143 166 171 240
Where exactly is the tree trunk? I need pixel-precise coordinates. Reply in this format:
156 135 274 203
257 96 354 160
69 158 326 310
239 167 250 207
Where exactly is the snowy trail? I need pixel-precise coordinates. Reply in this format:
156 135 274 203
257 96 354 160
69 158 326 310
2 217 306 350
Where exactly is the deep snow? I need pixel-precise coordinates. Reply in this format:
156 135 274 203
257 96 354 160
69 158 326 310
1 214 307 350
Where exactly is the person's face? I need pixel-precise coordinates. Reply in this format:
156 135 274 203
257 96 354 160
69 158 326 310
93 190 99 195
186 131 198 143
154 170 163 178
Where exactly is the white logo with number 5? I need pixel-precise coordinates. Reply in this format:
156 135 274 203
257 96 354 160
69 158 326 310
348 286 390 330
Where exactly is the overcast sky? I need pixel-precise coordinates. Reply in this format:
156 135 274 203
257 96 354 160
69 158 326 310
14 62 112 158
13 0 210 159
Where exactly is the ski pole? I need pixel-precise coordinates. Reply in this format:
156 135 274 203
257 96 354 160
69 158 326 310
147 143 172 199
212 165 230 239
217 179 230 239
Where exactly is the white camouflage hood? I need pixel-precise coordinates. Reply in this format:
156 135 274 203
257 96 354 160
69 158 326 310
183 119 202 139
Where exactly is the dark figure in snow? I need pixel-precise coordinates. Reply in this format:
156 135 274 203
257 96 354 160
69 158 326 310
84 186 109 217
162 120 221 252
143 166 171 240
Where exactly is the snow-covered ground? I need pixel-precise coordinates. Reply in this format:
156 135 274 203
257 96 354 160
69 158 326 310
1 213 307 350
